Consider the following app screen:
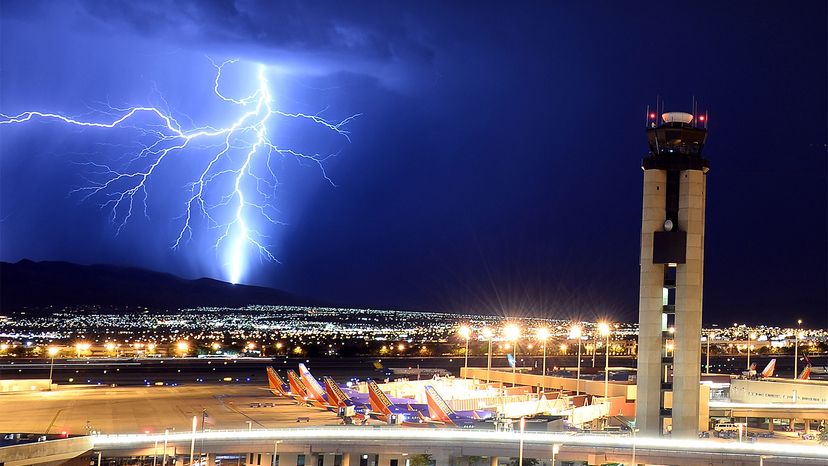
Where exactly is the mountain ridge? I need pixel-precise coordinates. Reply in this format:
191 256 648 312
0 259 328 311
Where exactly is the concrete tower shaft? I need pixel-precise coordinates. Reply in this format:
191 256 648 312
636 111 709 438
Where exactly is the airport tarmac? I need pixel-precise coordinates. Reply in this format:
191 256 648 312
0 384 339 435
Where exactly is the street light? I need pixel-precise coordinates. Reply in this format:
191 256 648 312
794 330 804 379
47 346 59 391
706 333 715 374
517 416 525 466
505 324 520 385
794 319 803 379
598 322 611 398
747 333 756 371
482 327 494 383
568 325 583 396
459 325 472 372
537 327 550 393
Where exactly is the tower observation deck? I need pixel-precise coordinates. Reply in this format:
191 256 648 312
636 110 709 438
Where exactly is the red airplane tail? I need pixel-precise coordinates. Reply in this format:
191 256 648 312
424 385 454 423
287 370 309 399
799 365 811 380
323 376 351 407
367 380 393 416
760 359 776 378
266 367 289 396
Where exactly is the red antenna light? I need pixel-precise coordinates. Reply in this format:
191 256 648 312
699 115 705 122
649 113 656 119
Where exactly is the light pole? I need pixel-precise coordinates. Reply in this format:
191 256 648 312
537 328 550 394
483 327 494 383
459 325 471 373
706 333 714 374
747 333 756 371
162 429 169 466
517 416 525 466
272 440 282 466
505 324 520 386
47 346 59 391
570 325 582 395
794 319 803 379
551 443 560 466
598 322 611 398
189 415 197 466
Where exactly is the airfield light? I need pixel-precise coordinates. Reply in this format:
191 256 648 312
105 342 116 352
48 346 59 357
177 342 189 356
0 343 8 351
570 324 584 395
397 343 405 352
459 325 472 371
536 327 550 340
211 342 221 351
147 343 156 351
559 344 568 353
598 322 611 336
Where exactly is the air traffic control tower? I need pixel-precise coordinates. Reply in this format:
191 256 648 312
636 110 709 438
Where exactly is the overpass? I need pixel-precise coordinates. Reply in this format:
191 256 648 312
91 427 828 466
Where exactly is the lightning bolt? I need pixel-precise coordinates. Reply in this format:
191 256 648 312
0 59 359 284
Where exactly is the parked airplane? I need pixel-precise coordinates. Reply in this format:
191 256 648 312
424 385 493 428
266 367 291 397
366 379 430 424
743 359 776 379
298 363 330 406
799 365 811 380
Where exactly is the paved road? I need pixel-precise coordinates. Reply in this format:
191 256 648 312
0 384 338 435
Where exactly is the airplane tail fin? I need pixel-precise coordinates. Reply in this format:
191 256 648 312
298 363 327 403
266 367 289 396
287 370 308 398
367 380 393 416
799 365 811 380
323 376 351 407
761 359 776 378
424 385 454 423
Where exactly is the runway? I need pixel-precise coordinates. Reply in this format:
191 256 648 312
0 384 338 435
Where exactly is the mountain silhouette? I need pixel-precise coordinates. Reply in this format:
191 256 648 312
0 260 325 311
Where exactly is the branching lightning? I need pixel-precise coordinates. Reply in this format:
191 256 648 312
0 59 359 284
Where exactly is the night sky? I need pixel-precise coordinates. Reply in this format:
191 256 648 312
1 1 825 326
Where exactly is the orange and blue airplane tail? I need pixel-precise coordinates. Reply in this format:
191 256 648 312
323 376 351 407
266 367 290 396
367 380 393 416
424 385 455 424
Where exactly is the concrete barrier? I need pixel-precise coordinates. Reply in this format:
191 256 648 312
0 436 93 466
